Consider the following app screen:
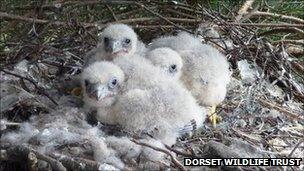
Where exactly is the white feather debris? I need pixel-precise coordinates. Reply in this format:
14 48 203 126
98 163 119 171
237 60 260 84
266 83 284 98
2 122 39 145
91 137 124 169
14 59 29 74
0 119 8 131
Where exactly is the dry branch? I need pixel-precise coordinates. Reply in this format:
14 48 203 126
272 39 304 45
2 11 304 30
258 28 304 37
221 22 304 28
50 154 100 171
258 98 303 120
2 145 66 171
132 139 186 171
0 69 58 105
288 139 304 157
251 11 304 24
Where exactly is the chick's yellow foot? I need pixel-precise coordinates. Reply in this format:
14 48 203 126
208 106 221 128
71 87 83 96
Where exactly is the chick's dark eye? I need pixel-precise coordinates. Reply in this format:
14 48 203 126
108 78 118 89
84 79 89 86
112 79 117 85
125 38 131 44
169 64 177 73
171 64 177 70
104 37 109 43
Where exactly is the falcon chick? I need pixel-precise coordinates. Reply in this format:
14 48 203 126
113 55 205 143
73 24 146 95
113 84 206 146
82 60 205 145
145 47 183 80
113 54 168 90
84 24 147 66
81 61 125 124
149 32 231 127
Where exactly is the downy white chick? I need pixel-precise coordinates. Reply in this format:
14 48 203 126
113 55 205 144
81 61 125 124
84 23 147 66
149 32 231 127
145 47 183 80
82 60 205 145
113 85 206 146
113 54 169 90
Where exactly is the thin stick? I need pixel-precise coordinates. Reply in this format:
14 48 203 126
223 22 304 28
258 98 303 120
132 139 186 171
272 39 304 45
251 11 304 24
133 2 191 33
0 69 58 105
164 144 195 157
3 145 66 171
2 12 303 28
288 139 304 157
105 4 118 21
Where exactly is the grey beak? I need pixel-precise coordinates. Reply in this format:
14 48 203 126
86 83 112 101
109 40 122 53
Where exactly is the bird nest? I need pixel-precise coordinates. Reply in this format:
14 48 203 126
1 1 303 171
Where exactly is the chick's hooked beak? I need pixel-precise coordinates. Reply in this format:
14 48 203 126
107 40 124 54
86 83 113 101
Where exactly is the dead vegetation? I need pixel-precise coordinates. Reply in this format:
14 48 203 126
0 0 303 171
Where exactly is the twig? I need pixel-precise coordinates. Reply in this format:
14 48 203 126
258 28 304 37
133 25 194 29
105 4 118 21
258 98 303 120
251 11 304 24
288 139 304 157
2 145 66 171
222 22 304 28
165 8 197 19
132 139 186 171
164 144 195 157
0 69 58 105
2 11 303 29
272 39 304 45
50 153 100 171
0 11 96 27
133 2 191 33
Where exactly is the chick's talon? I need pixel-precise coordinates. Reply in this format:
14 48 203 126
208 106 219 128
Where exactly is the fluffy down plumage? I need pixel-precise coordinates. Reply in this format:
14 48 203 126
112 84 206 145
145 47 183 81
149 31 231 106
82 60 205 145
84 24 147 66
113 54 169 91
81 61 125 124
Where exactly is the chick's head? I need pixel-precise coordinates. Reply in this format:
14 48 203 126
146 47 183 80
82 61 125 107
99 24 138 59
